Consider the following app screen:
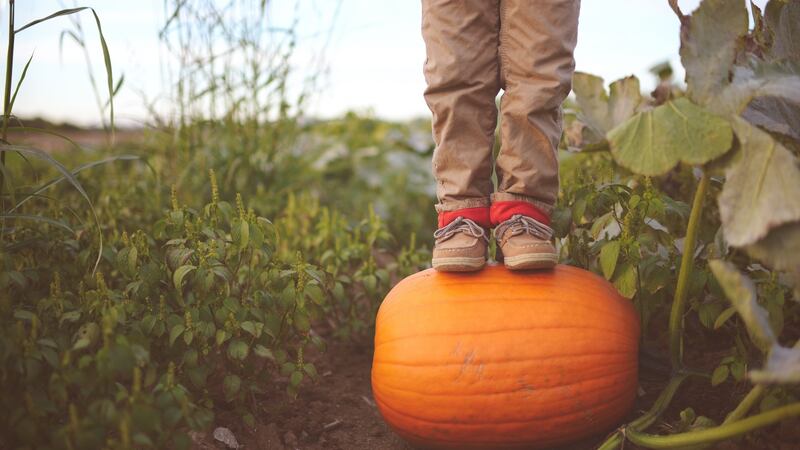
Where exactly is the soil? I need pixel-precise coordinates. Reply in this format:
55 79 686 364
190 340 412 450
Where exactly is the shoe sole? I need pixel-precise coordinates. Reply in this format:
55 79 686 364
432 257 486 272
504 253 558 270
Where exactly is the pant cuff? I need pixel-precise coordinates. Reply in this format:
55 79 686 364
490 193 553 215
437 206 491 229
490 200 551 227
435 197 491 213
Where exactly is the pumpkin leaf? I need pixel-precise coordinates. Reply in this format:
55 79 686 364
599 240 621 280
764 0 800 62
749 344 800 384
680 0 748 105
745 221 800 298
742 95 800 141
718 118 800 247
608 98 734 176
711 61 800 117
709 260 775 352
572 73 642 135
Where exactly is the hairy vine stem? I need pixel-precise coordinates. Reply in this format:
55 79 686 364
597 374 690 450
669 170 709 369
626 402 800 448
724 385 766 424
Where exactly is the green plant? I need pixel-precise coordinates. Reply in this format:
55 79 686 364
1 2 433 447
558 0 800 447
1 1 125 273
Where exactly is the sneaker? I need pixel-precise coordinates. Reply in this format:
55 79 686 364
495 214 557 270
431 216 489 272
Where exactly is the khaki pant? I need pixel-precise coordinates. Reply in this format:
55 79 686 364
422 0 580 222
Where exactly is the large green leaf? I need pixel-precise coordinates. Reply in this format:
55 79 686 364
710 61 800 117
680 0 748 105
607 97 733 176
572 73 642 135
742 96 800 141
709 260 775 352
718 118 800 247
745 221 800 298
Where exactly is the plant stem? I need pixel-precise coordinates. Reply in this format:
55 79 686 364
600 168 713 449
626 402 800 448
597 374 690 450
1 0 16 207
668 170 709 369
724 385 766 424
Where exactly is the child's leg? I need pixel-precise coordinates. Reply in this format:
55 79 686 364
492 0 580 225
422 0 501 229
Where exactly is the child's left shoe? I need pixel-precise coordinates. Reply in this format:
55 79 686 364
495 214 557 270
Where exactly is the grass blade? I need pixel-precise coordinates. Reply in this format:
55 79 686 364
89 9 115 142
0 213 76 234
10 154 139 212
8 52 33 114
104 75 125 109
14 7 89 34
0 144 102 274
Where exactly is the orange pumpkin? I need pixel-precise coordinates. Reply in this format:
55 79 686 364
371 264 640 449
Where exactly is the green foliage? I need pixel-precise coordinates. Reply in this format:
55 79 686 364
608 98 734 176
1 2 432 448
567 0 800 447
1 167 428 448
719 118 800 247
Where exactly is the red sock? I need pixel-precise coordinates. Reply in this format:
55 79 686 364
490 201 550 227
437 207 491 229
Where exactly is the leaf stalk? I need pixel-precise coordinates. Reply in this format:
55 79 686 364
669 170 710 369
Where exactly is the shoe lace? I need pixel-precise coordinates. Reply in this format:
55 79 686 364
433 216 489 243
495 214 554 241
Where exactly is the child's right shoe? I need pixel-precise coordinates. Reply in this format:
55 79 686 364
431 216 488 272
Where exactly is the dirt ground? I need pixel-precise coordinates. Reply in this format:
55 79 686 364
189 340 413 450
186 333 799 450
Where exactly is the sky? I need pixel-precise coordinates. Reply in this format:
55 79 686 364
3 0 766 127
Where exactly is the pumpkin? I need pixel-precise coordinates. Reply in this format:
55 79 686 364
371 264 640 449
